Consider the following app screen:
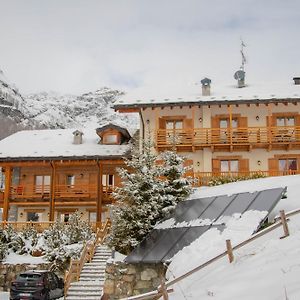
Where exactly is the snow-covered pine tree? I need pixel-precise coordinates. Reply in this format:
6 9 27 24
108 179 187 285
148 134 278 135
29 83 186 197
108 139 194 254
108 138 165 254
159 150 194 215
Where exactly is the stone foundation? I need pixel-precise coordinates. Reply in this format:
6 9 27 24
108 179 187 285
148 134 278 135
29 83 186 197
103 261 166 299
0 263 51 291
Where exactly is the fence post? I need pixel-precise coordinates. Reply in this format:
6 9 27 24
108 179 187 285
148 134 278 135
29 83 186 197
280 210 290 238
226 239 234 263
160 277 169 300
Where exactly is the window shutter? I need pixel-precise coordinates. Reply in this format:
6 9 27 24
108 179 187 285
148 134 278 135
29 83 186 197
212 159 220 175
183 159 194 176
238 117 248 128
159 118 166 129
266 116 276 127
295 115 300 126
268 158 278 176
211 117 220 143
183 118 193 129
239 158 249 175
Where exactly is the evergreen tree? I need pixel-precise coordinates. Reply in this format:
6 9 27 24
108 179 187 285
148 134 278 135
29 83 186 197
108 139 194 254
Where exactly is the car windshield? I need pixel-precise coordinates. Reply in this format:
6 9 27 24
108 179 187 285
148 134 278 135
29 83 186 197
18 274 42 281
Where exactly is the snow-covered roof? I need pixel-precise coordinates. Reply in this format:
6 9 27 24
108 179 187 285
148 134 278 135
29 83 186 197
114 81 300 108
0 128 133 161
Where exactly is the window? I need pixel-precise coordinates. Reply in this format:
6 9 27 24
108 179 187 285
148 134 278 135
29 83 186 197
35 175 50 193
166 119 183 144
89 212 96 222
276 116 295 127
220 160 239 173
166 120 183 130
104 134 118 144
219 118 238 128
102 174 114 187
27 211 43 222
66 175 75 187
279 158 297 173
59 212 70 222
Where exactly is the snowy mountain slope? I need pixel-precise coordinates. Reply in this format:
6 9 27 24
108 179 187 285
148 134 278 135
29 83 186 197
0 68 139 140
168 175 300 300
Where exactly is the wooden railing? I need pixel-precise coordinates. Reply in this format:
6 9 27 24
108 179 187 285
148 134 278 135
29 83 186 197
0 221 101 232
64 219 111 298
8 184 116 201
192 170 300 186
156 125 300 149
122 209 299 300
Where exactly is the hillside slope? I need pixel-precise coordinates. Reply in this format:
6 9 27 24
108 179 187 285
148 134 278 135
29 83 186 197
168 175 300 300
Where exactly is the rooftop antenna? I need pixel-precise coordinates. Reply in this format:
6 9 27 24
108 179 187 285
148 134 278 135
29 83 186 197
240 38 247 71
234 38 246 88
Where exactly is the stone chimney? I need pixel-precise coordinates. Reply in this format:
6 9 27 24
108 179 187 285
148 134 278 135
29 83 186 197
234 70 246 88
293 77 300 85
72 130 84 144
201 77 211 96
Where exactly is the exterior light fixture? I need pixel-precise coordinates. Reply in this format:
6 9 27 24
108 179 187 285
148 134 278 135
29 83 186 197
256 116 259 121
257 160 261 166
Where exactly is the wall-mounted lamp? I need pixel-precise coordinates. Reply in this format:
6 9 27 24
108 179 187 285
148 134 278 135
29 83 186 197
257 160 261 166
256 116 260 121
197 161 200 167
80 212 84 216
146 119 150 124
198 117 202 123
19 212 23 218
22 174 26 178
47 212 50 217
79 173 84 178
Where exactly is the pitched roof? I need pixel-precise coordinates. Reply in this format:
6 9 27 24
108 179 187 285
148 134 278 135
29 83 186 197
96 123 131 139
114 82 300 109
0 128 131 161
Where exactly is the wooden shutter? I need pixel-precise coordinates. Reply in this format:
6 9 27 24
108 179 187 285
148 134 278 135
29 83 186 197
184 159 194 176
295 115 300 126
238 117 248 128
159 118 166 129
239 158 249 175
266 116 276 127
211 117 220 143
212 159 220 175
184 119 193 145
268 158 278 176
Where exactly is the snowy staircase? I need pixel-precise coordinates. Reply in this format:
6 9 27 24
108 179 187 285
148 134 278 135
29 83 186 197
65 245 112 300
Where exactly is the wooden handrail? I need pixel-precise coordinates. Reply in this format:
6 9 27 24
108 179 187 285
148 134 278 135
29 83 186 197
122 208 300 300
64 218 111 298
156 125 300 148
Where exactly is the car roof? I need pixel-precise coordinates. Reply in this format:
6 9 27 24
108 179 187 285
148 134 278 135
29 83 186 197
20 270 49 275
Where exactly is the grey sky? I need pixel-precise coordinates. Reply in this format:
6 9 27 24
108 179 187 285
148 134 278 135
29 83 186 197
0 0 300 95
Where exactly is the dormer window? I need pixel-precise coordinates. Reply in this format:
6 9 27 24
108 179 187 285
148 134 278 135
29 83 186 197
103 134 118 144
96 123 131 145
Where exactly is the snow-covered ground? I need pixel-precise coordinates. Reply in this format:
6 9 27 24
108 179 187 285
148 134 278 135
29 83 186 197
168 175 300 300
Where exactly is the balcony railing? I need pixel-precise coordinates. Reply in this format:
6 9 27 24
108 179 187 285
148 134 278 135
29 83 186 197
9 184 116 201
156 126 300 149
193 170 300 186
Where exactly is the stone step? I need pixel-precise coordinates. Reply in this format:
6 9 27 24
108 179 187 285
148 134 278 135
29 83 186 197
67 290 102 297
66 296 102 300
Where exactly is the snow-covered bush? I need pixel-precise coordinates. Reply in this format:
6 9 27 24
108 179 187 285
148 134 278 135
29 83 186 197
208 173 266 186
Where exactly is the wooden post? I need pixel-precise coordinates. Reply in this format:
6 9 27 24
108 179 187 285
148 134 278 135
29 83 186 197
96 161 103 229
280 210 290 238
3 166 12 222
159 276 169 300
49 161 56 221
226 239 234 263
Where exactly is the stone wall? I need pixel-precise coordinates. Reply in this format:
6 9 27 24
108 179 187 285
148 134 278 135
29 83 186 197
0 262 51 291
103 261 166 299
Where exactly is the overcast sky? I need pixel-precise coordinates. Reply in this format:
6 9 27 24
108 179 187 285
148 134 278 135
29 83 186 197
0 0 300 95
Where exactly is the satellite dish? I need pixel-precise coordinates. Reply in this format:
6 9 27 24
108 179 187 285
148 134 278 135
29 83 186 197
234 70 245 81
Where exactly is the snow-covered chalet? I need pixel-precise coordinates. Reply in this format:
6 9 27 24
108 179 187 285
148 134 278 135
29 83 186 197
114 77 300 185
0 123 135 228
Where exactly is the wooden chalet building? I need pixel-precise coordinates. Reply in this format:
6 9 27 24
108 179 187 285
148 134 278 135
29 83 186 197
0 123 135 228
114 77 300 185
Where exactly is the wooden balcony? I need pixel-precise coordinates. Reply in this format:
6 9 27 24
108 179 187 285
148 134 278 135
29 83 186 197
8 184 116 204
156 126 300 151
193 170 300 186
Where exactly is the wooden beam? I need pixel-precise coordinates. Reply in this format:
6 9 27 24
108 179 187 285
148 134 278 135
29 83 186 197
49 161 56 221
3 167 12 221
96 161 103 228
116 108 140 113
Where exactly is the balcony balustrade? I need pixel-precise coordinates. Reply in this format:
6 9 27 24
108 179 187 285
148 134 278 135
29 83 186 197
156 126 300 150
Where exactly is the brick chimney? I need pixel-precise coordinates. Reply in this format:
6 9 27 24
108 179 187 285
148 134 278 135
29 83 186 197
201 77 211 96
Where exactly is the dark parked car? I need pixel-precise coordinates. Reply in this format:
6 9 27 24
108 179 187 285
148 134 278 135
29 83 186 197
10 270 64 300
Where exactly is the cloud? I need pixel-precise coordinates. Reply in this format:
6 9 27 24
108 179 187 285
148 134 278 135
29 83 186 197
0 0 300 95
